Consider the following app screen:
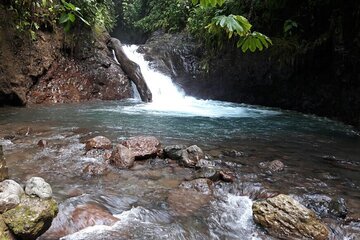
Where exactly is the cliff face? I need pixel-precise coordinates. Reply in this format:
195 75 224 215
0 5 131 106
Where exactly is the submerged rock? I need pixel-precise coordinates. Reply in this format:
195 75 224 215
25 177 53 199
110 144 135 169
82 163 109 177
258 159 285 173
3 195 58 240
179 178 213 195
121 136 161 159
0 179 24 213
168 189 212 217
85 136 112 151
252 194 329 240
0 145 9 181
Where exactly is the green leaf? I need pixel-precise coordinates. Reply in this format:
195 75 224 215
59 13 69 24
68 13 76 23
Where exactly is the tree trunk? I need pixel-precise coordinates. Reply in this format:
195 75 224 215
108 38 152 102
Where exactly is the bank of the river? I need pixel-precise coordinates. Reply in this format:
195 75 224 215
0 4 132 106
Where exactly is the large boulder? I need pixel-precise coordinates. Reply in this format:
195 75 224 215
25 177 52 199
0 145 9 181
109 144 135 169
85 136 112 151
252 194 329 240
2 195 58 240
0 179 24 213
121 136 161 159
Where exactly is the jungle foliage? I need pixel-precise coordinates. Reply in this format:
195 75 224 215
120 0 272 52
5 0 117 40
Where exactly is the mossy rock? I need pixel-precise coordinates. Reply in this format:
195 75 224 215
2 196 58 240
0 215 14 240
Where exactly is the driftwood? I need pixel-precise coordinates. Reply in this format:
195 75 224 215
108 38 152 102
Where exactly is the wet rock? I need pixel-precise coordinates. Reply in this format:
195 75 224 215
0 145 9 181
182 145 205 167
85 136 112 151
222 149 245 158
0 215 15 240
195 159 216 168
259 159 285 172
195 168 220 181
252 194 329 240
109 144 135 169
163 145 187 160
25 177 53 199
37 140 47 148
82 163 109 177
164 145 204 167
301 194 348 219
42 202 118 239
219 170 236 182
121 136 161 159
179 178 213 195
71 203 119 231
0 179 24 213
3 195 58 240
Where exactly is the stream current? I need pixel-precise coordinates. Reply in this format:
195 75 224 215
0 45 359 239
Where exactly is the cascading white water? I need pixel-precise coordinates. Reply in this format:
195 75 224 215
121 45 277 118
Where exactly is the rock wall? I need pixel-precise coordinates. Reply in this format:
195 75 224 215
142 31 360 128
0 5 132 106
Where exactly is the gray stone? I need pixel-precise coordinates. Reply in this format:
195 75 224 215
0 179 24 213
163 145 187 160
25 177 53 199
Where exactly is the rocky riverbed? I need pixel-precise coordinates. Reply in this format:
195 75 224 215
0 108 359 239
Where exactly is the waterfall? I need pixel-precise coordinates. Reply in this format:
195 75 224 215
122 45 188 103
121 45 277 118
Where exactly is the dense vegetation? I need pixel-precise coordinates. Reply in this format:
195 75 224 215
118 0 359 58
5 0 117 40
